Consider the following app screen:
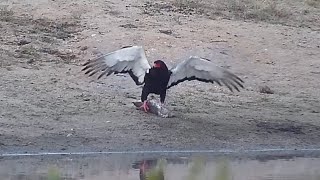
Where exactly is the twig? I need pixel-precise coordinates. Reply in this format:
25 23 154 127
210 40 228 43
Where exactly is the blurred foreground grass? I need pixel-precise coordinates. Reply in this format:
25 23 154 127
45 157 232 180
47 167 61 180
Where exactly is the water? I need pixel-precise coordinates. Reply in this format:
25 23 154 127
1 150 320 180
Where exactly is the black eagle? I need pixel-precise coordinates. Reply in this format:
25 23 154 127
82 46 244 112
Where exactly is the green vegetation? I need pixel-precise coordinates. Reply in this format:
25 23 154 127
306 0 320 8
173 0 289 22
186 156 205 180
143 0 320 29
47 167 61 180
145 159 166 180
43 157 233 180
0 6 14 22
214 159 231 180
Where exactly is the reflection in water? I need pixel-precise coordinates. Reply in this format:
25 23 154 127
0 152 320 180
132 159 164 180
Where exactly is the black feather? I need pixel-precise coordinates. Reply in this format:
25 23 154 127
97 69 109 79
121 45 133 49
128 71 144 85
221 79 233 92
167 76 216 89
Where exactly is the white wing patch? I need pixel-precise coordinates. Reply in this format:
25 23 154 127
82 46 151 85
167 56 244 91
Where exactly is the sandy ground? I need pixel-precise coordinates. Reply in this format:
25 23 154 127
0 0 320 154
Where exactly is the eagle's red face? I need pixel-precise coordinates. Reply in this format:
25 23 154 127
153 62 161 68
153 60 169 71
153 60 166 69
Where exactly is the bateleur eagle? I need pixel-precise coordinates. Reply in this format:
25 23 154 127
82 46 244 112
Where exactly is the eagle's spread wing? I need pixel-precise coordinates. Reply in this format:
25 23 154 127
167 56 244 91
82 46 151 85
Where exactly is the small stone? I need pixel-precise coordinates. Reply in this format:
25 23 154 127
258 86 274 94
80 46 88 51
27 59 35 64
159 29 173 35
119 24 138 28
18 39 31 46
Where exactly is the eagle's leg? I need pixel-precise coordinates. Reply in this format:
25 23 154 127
140 101 149 112
160 91 166 109
141 86 150 112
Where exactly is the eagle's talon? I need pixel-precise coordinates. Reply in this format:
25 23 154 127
140 101 149 112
